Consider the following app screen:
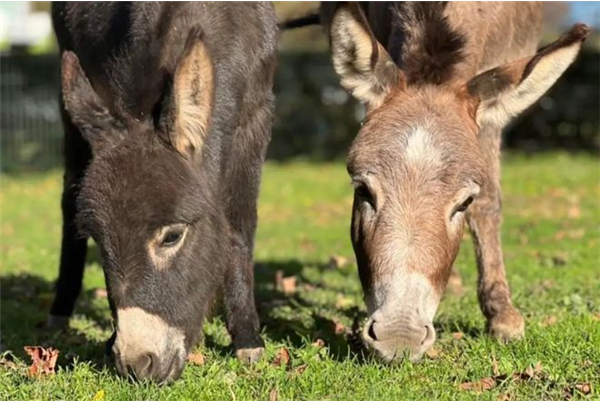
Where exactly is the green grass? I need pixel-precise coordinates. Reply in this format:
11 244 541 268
1 153 599 400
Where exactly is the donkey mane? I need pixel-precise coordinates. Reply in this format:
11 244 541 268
391 1 466 85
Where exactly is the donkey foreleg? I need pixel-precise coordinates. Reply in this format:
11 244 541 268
467 125 524 341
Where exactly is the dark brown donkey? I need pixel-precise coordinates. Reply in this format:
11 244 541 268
48 2 277 382
321 2 589 361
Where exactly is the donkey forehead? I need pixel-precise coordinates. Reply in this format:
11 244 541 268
80 148 199 223
349 124 473 179
349 94 483 182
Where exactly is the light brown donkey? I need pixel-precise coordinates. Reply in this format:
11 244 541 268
322 2 590 361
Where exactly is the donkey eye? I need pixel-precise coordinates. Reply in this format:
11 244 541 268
455 196 474 214
161 230 184 247
355 183 375 209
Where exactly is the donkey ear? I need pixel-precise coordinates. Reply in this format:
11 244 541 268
169 27 214 158
330 3 401 110
466 24 590 127
61 51 117 149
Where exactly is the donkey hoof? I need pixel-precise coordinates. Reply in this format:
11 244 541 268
46 314 70 329
488 309 525 342
235 347 264 364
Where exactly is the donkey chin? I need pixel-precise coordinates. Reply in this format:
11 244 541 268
361 273 440 362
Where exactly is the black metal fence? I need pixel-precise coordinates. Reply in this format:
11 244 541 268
1 55 63 171
1 51 599 172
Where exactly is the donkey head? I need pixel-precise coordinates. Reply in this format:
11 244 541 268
330 3 589 362
61 28 220 382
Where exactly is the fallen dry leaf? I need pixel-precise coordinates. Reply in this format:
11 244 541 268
333 319 346 335
492 354 499 377
568 204 581 219
295 364 308 375
92 390 105 401
575 383 592 395
0 353 16 369
302 283 316 292
312 339 325 348
522 361 543 380
269 388 278 401
24 346 59 376
275 270 297 295
540 315 558 327
425 347 441 360
187 351 205 366
272 347 290 367
460 361 544 394
497 393 512 401
328 255 349 269
452 332 464 340
459 377 496 392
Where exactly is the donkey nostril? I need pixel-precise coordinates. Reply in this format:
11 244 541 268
141 353 155 371
368 321 378 341
421 325 435 346
130 353 155 379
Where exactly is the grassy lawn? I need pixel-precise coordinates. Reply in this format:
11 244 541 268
1 153 599 400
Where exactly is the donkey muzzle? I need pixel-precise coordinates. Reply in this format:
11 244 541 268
113 307 186 383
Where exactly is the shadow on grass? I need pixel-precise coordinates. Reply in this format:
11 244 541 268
0 273 116 375
1 254 369 369
252 259 369 362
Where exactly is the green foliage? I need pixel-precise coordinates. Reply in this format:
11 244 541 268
1 153 599 400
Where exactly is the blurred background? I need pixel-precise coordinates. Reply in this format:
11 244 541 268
0 2 598 171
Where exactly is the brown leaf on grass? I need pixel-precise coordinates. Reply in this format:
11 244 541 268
575 383 592 395
539 279 556 290
93 288 108 299
269 388 278 401
555 228 586 241
592 312 600 322
523 361 543 380
492 354 499 377
497 393 512 401
24 346 59 376
328 255 349 269
0 353 16 369
504 362 543 382
272 347 290 367
302 283 316 292
333 319 346 335
295 364 308 375
567 204 581 219
452 332 464 340
460 362 544 393
275 270 296 295
540 315 558 327
459 377 496 392
425 347 441 360
187 351 205 366
312 339 325 348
